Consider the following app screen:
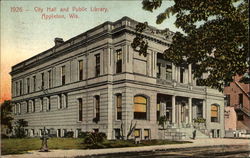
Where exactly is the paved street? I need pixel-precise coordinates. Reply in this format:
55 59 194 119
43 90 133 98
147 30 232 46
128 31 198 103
2 138 250 158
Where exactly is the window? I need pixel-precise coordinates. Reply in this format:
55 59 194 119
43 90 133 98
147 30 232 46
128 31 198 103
27 78 30 93
166 63 172 80
114 129 121 139
224 95 230 106
211 104 219 122
95 54 100 77
239 93 243 106
15 82 18 96
30 129 35 137
57 129 61 137
180 67 185 83
58 95 62 109
47 97 51 111
166 98 172 122
40 97 43 111
116 94 122 120
134 96 147 120
31 99 35 112
78 60 83 80
144 129 150 140
26 101 29 113
94 96 100 122
48 70 52 88
41 72 44 89
134 129 141 138
33 76 36 91
156 102 160 121
20 80 23 95
61 66 66 85
13 104 17 114
157 63 161 78
78 98 83 121
116 49 122 73
237 113 244 121
62 93 68 108
18 103 21 114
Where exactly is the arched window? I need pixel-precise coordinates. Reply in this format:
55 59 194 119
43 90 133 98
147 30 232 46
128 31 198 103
134 95 147 120
116 94 122 120
211 104 219 122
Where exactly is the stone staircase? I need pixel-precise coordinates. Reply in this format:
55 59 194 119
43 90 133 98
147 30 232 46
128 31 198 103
159 125 210 140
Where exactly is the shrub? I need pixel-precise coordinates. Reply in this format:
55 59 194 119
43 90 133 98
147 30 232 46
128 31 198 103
64 131 74 138
83 132 107 148
78 132 90 138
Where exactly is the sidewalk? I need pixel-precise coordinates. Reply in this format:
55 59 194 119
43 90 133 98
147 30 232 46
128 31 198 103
2 138 250 158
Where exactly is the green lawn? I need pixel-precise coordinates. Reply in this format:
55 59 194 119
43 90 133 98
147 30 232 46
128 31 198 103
1 138 191 155
1 138 85 155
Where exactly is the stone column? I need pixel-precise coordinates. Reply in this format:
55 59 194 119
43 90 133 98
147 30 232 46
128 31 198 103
188 97 192 124
172 95 176 124
188 64 192 84
160 102 166 117
202 99 206 118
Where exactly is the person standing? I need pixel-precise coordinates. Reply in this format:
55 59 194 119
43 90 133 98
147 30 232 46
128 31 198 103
193 130 196 140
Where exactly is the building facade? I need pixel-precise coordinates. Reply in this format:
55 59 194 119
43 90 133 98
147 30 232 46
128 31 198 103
224 75 250 137
10 17 224 140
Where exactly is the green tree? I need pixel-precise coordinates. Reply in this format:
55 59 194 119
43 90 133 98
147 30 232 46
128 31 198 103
132 0 249 91
1 100 13 136
14 119 28 138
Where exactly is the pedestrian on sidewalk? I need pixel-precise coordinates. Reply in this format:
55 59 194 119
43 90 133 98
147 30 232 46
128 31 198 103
193 130 196 140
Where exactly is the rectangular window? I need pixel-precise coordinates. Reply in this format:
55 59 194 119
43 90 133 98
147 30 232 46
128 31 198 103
57 129 61 137
211 105 218 122
114 129 121 139
116 94 122 120
33 76 36 92
40 97 43 111
134 129 141 138
48 70 52 88
239 93 243 106
27 78 30 93
116 49 122 73
144 129 150 140
32 99 36 112
15 82 18 96
62 93 68 108
78 98 83 121
41 72 44 89
26 101 29 113
31 129 35 136
156 102 160 121
157 63 161 78
58 95 62 109
166 63 172 80
20 80 23 95
224 95 230 106
78 60 83 80
180 67 185 83
61 66 66 85
47 96 51 111
95 96 100 121
18 103 21 114
95 54 100 77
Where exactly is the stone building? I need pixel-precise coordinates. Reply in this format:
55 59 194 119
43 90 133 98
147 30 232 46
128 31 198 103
224 75 250 137
10 17 224 140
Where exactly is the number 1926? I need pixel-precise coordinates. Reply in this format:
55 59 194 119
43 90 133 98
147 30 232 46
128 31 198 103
10 7 23 12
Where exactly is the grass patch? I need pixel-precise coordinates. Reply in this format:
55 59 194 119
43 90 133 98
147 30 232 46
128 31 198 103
1 138 85 155
1 138 191 155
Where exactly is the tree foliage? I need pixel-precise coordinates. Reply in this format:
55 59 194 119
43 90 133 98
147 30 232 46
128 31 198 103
1 100 13 134
14 119 28 138
132 0 249 91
